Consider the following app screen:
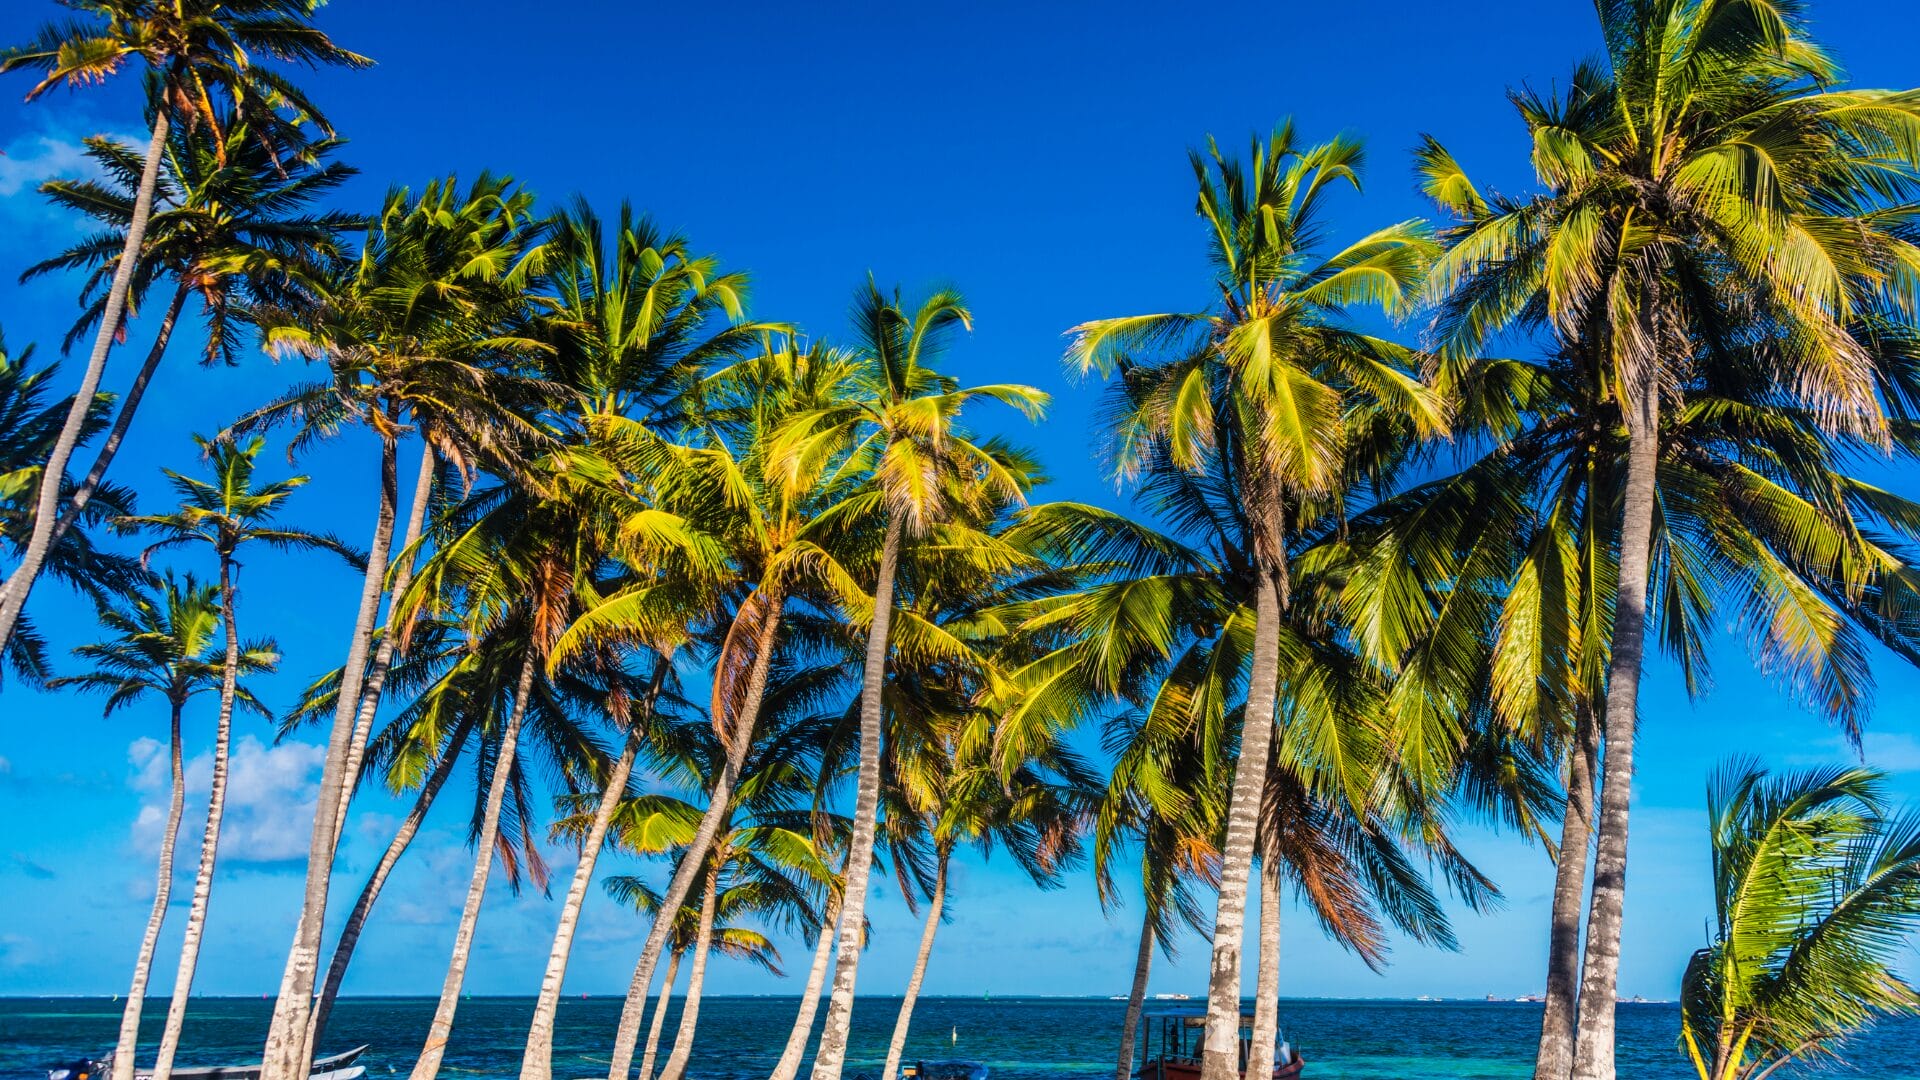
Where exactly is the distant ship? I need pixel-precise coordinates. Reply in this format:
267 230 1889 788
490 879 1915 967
1151 992 1192 1001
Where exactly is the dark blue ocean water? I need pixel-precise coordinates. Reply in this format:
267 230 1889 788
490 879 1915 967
2 997 1915 1080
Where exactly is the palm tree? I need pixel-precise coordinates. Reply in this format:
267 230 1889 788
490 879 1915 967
0 0 369 656
775 281 1047 1080
8 115 354 580
1064 125 1442 1080
48 573 265 1080
0 329 147 686
1680 761 1920 1080
1416 7 1920 1074
513 202 763 1080
120 434 354 1080
244 174 560 1079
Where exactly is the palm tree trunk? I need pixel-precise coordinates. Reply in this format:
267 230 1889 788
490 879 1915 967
605 593 785 1080
1535 703 1599 1080
881 850 949 1080
1570 395 1660 1080
1244 853 1282 1080
409 648 535 1080
151 554 240 1080
768 888 844 1080
329 443 437 851
1199 570 1284 1080
6 281 193 592
809 517 903 1080
306 715 477 1051
261 437 402 1080
1115 911 1154 1080
635 950 682 1080
521 722 647 1080
655 871 720 1080
0 109 169 651
108 698 187 1080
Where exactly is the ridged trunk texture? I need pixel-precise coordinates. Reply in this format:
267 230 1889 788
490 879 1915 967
1244 854 1282 1080
881 852 949 1080
635 950 682 1080
307 715 477 1050
808 516 903 1080
768 890 844 1080
1534 704 1600 1080
604 594 785 1080
521 724 645 1080
151 555 240 1080
0 110 169 650
408 649 535 1080
108 698 187 1080
1198 572 1284 1080
1570 394 1660 1080
654 872 719 1080
260 438 401 1080
1115 913 1154 1080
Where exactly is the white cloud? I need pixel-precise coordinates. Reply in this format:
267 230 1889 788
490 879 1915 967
129 734 327 867
0 132 97 198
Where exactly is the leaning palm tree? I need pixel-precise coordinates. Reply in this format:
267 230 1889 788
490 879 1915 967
1680 760 1920 1080
48 573 268 1080
0 0 369 659
1416 7 1920 1074
1064 125 1442 1080
8 114 354 578
120 434 354 1080
0 330 147 686
244 174 560 1078
774 281 1047 1080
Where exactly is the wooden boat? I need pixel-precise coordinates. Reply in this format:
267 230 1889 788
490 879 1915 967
50 1047 370 1080
1132 1005 1304 1080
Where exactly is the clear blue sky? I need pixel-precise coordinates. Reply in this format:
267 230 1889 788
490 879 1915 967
3 0 1919 1003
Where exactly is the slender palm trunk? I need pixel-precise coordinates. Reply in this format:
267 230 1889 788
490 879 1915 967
1199 571 1285 1080
605 593 785 1080
1244 854 1282 1080
409 649 535 1080
635 950 682 1080
881 850 949 1080
5 282 193 597
261 438 401 1080
0 111 170 649
655 871 720 1080
1116 911 1154 1080
521 723 646 1080
330 444 436 851
769 889 844 1080
151 555 240 1080
1535 703 1600 1080
809 516 903 1080
108 699 187 1080
1570 396 1660 1080
307 715 477 1051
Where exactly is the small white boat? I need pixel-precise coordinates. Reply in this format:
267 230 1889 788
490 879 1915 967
51 1047 370 1080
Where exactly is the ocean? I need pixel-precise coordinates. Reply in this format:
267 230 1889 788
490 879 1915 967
3 996 1916 1080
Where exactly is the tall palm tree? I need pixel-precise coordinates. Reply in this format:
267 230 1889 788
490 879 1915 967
1680 760 1920 1080
121 434 353 1080
775 281 1047 1080
48 573 268 1080
514 202 763 1080
1064 125 1442 1080
8 116 354 580
244 174 560 1079
1417 7 1920 1075
0 330 146 686
0 0 369 655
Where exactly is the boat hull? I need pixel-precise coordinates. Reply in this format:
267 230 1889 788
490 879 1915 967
1141 1059 1304 1080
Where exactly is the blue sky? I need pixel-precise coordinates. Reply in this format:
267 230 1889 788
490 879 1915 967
3 0 1920 1005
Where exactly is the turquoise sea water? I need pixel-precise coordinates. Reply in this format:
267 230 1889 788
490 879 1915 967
2 997 1915 1080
